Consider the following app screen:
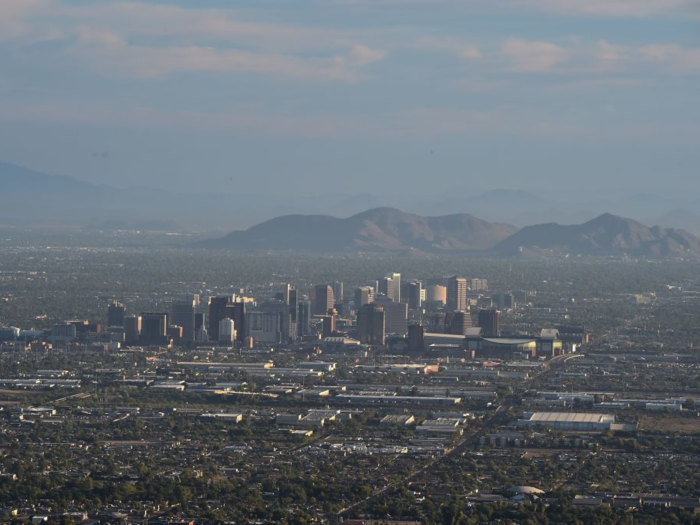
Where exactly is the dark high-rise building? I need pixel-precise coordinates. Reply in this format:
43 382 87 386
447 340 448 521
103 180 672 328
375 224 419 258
276 284 292 305
408 324 425 353
288 288 298 320
171 296 196 343
208 296 230 342
478 309 500 338
322 309 337 338
331 281 344 304
168 325 183 343
194 312 206 334
107 301 126 328
140 313 168 345
354 286 374 309
357 304 385 346
312 285 335 316
447 276 468 312
297 300 311 337
449 310 473 335
406 281 423 310
230 301 247 343
124 315 141 345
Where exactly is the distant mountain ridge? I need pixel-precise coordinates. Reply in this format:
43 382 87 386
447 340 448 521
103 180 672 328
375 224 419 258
201 210 700 258
200 207 518 252
494 213 700 258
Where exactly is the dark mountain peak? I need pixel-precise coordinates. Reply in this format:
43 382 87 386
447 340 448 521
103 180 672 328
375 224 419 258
350 206 413 221
584 213 638 229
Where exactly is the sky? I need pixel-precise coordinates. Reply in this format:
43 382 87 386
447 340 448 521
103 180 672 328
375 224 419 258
0 0 699 197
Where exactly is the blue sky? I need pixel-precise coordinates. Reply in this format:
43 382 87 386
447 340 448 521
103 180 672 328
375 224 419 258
0 0 698 196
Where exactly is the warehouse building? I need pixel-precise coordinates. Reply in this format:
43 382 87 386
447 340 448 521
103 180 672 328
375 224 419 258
517 412 615 431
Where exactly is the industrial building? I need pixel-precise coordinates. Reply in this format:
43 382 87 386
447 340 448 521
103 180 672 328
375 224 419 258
517 412 615 431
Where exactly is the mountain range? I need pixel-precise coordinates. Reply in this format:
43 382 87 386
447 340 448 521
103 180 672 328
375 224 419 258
493 213 700 258
199 207 517 252
201 208 700 258
3 160 700 246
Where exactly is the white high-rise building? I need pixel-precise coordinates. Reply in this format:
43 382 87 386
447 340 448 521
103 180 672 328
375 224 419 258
218 319 236 344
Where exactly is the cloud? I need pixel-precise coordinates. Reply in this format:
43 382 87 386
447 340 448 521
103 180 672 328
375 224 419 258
413 37 481 60
501 38 572 72
337 44 387 66
639 44 700 73
0 0 51 42
55 2 368 52
69 28 386 81
504 0 695 18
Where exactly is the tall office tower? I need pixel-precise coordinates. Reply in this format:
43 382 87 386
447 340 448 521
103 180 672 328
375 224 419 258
187 293 201 307
426 285 447 305
331 281 344 304
171 296 196 343
195 324 209 343
230 301 247 343
140 313 169 345
194 312 206 334
357 304 386 346
297 300 311 337
257 302 295 342
408 324 425 353
379 272 401 303
218 319 236 344
312 285 335 316
447 276 468 312
246 311 283 344
388 273 401 302
107 301 126 328
286 288 299 341
470 278 488 292
374 296 408 335
354 286 374 309
168 325 183 344
124 315 142 345
450 310 473 335
208 296 230 342
276 283 292 305
322 309 337 338
406 281 423 310
478 309 500 337
288 288 298 319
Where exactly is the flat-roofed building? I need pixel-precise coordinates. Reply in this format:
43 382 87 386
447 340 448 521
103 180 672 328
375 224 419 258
517 412 615 431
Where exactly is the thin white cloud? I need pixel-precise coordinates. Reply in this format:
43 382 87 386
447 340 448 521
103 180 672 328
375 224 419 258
639 44 700 73
504 0 695 18
70 27 385 81
413 37 481 60
501 38 572 72
53 2 368 52
0 0 51 42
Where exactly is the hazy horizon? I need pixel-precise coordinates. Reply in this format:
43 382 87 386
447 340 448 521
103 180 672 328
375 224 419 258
1 0 698 196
